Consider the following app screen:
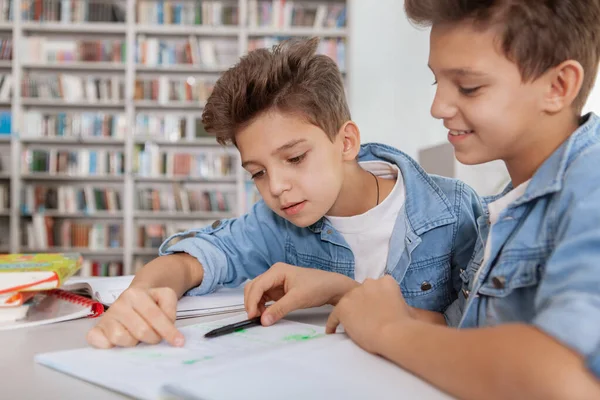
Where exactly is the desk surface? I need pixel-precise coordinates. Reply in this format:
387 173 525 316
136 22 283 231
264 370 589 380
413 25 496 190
2 306 449 400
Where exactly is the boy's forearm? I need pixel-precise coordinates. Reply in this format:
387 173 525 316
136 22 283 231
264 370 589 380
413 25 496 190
130 253 204 298
408 307 447 325
375 322 600 400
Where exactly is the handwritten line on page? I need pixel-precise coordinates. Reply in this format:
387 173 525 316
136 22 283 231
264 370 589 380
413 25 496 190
35 315 450 400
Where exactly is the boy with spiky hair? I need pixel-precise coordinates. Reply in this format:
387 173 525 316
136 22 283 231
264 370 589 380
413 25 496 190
87 38 482 350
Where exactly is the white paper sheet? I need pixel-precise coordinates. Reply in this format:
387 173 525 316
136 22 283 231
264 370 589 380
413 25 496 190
35 316 331 399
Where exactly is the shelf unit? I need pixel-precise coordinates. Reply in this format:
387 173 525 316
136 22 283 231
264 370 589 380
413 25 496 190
2 0 350 273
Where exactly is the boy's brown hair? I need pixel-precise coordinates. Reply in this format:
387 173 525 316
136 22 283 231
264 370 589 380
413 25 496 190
202 37 350 145
404 0 600 113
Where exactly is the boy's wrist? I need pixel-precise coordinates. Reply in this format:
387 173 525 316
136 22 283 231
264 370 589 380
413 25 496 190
328 275 360 305
375 318 420 357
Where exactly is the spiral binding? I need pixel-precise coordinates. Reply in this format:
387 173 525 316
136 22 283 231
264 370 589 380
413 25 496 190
47 289 105 318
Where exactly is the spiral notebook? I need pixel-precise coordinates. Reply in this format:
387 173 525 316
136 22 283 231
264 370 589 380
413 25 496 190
0 289 104 331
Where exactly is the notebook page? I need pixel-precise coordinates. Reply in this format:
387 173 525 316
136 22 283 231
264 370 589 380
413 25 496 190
35 316 329 399
162 333 451 400
64 276 246 317
0 294 93 331
64 275 134 305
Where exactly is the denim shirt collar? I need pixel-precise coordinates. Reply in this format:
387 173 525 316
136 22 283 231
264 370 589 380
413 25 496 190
308 142 457 236
483 113 599 213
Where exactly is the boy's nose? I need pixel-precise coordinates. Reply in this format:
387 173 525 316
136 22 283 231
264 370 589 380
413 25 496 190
430 89 457 120
268 171 292 197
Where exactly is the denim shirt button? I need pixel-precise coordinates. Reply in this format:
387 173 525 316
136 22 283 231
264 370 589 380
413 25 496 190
211 220 221 229
326 229 333 235
462 288 470 298
492 276 506 289
420 281 432 291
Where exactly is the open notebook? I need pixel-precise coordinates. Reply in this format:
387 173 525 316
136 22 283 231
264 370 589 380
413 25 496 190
64 275 246 319
35 315 450 400
0 289 103 331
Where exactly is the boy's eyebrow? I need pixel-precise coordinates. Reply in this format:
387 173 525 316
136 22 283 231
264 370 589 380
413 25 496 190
241 139 307 168
428 64 487 77
271 139 307 155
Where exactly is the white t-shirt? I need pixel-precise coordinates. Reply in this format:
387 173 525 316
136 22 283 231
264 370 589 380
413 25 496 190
474 179 531 286
325 161 406 282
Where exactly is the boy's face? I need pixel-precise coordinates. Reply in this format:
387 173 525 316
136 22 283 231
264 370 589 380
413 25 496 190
428 22 548 165
237 111 346 227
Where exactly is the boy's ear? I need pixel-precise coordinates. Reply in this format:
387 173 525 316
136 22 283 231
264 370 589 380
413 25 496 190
338 121 361 161
542 60 584 113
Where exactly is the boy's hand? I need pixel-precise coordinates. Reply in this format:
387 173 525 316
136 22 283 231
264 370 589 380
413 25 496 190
244 262 359 326
326 275 413 354
86 286 184 349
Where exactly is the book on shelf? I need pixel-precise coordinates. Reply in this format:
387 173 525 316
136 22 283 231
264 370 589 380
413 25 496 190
249 37 346 70
22 111 127 139
21 184 122 215
22 37 126 64
136 221 213 251
22 73 125 104
136 36 238 68
137 0 239 26
0 38 12 61
137 185 235 213
134 76 215 104
21 0 124 23
245 180 261 213
22 148 125 176
0 0 12 22
78 259 123 277
25 215 123 251
248 0 346 29
136 113 188 141
0 111 10 134
134 144 234 178
0 74 12 101
0 184 9 211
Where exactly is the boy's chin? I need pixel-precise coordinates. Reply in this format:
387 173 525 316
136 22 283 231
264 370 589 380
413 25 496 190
454 150 496 166
282 213 321 228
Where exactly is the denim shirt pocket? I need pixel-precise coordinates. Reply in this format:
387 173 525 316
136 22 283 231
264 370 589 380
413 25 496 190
285 241 353 276
477 259 542 298
476 257 543 324
400 254 452 312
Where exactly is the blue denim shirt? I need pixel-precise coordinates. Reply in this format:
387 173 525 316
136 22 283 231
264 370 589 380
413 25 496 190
159 142 482 313
444 113 600 378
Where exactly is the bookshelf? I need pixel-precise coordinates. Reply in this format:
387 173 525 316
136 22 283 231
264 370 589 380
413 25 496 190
2 0 349 275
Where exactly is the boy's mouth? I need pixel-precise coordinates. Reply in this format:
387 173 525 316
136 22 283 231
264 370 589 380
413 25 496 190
448 129 475 136
281 201 307 216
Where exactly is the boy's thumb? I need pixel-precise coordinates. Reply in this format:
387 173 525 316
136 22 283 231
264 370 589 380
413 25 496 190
261 294 298 326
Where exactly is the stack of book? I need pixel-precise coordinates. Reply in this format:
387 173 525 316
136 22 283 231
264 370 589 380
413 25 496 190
0 253 82 323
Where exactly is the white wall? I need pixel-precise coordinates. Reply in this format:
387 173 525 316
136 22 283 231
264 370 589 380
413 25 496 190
584 73 600 114
348 0 445 159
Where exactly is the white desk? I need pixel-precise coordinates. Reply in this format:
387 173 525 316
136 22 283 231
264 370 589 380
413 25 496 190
1 306 450 399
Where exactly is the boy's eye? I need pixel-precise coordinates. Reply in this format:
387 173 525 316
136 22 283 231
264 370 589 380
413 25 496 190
431 80 438 86
459 86 481 95
288 153 307 164
251 170 265 180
